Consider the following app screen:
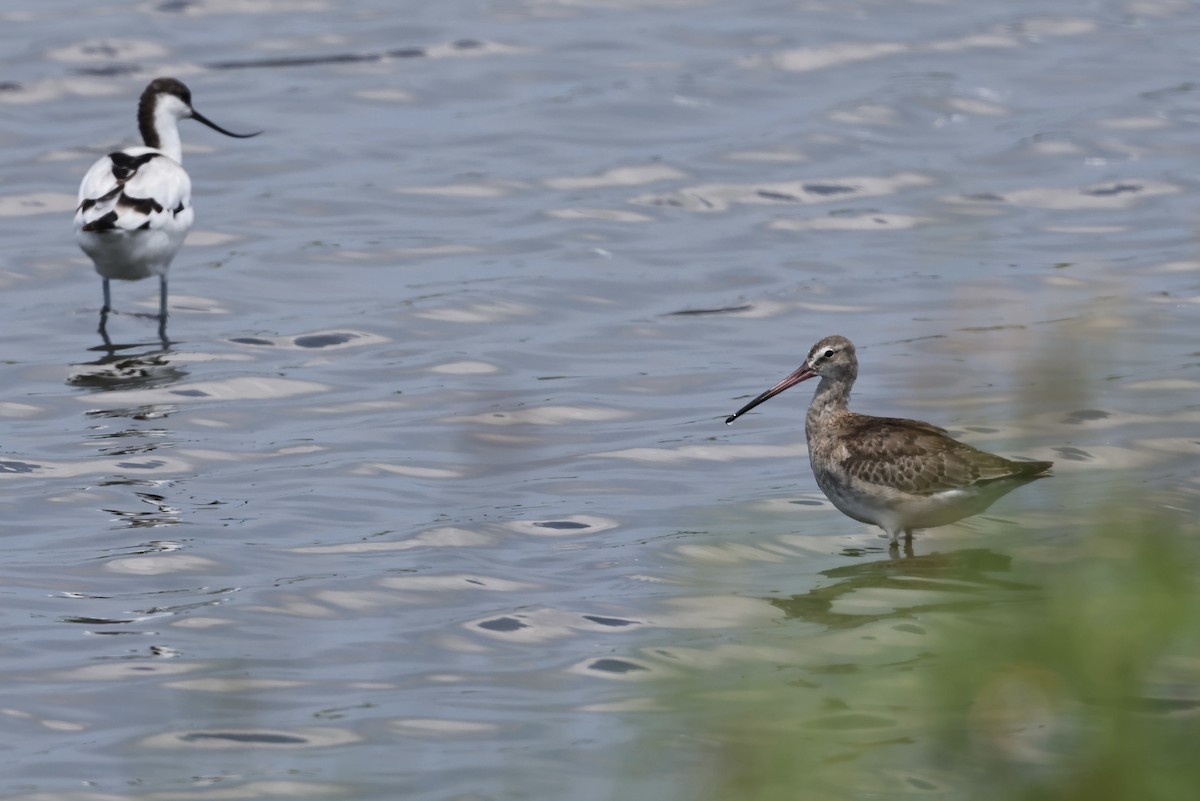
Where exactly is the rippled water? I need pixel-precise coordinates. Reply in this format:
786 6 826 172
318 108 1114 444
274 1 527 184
2 0 1198 798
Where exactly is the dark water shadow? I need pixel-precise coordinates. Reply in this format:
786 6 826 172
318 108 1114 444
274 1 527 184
62 38 493 77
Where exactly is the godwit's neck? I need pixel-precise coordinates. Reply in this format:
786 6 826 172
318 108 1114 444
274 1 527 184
139 98 183 163
805 374 852 436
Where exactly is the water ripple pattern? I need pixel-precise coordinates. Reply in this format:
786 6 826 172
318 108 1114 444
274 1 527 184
1 0 1198 799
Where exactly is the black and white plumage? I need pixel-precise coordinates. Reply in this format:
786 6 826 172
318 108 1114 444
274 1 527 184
74 77 259 331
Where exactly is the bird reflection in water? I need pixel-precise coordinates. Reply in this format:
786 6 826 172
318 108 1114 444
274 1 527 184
767 548 1031 629
67 337 187 393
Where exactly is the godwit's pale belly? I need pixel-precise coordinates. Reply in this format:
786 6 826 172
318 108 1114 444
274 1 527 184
813 466 1021 534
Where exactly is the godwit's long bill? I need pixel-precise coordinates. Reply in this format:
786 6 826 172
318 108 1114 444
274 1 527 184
74 77 260 336
726 335 1052 546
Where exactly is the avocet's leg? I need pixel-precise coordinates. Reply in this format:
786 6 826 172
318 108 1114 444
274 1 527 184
98 308 111 344
157 276 169 342
158 275 169 322
102 278 112 313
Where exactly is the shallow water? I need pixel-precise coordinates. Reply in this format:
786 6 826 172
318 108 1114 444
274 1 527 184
2 0 1198 798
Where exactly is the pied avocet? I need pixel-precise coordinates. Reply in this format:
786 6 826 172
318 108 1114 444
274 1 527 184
75 77 260 335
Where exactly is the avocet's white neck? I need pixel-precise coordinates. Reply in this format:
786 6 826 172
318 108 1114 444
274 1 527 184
140 94 189 163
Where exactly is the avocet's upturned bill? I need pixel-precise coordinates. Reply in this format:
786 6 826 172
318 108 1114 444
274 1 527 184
74 77 260 336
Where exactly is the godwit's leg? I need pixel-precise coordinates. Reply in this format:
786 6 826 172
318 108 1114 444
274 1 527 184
101 278 111 314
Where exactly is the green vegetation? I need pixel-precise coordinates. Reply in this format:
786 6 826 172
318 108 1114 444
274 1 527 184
928 510 1200 801
637 508 1200 801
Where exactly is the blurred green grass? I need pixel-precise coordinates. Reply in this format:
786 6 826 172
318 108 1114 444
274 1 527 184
628 507 1200 801
928 509 1200 801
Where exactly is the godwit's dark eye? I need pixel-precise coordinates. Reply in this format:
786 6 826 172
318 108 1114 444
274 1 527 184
823 349 834 358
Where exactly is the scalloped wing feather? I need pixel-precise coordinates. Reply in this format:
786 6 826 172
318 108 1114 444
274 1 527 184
837 414 1043 495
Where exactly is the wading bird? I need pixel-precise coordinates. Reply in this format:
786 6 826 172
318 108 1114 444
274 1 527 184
726 335 1052 546
75 77 259 337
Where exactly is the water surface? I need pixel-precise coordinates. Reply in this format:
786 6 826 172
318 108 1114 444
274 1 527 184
1 0 1198 798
